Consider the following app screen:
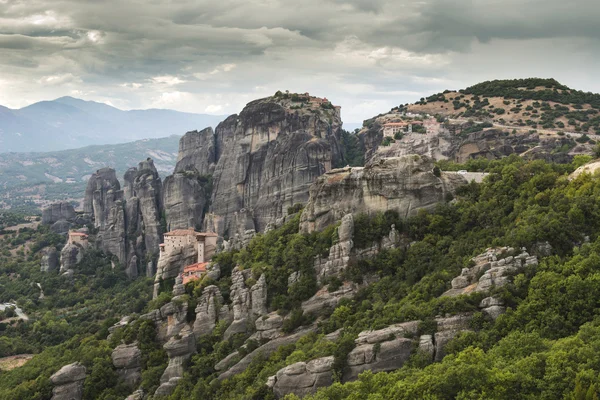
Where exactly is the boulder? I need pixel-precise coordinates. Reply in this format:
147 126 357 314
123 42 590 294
155 327 196 397
111 343 142 388
50 362 86 400
272 356 334 399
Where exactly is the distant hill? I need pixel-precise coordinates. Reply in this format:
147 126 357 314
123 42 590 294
0 96 226 152
0 135 181 211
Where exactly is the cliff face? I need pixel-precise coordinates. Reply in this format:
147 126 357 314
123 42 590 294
163 129 215 231
300 155 468 233
206 97 342 237
84 160 164 278
84 168 127 264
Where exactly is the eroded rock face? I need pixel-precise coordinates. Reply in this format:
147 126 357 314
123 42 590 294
344 322 419 381
434 314 473 362
153 244 198 298
41 247 59 272
223 268 268 339
155 327 196 397
175 128 217 175
300 155 467 233
314 214 354 283
42 201 75 225
271 356 335 399
163 173 207 231
84 168 127 264
193 285 224 337
111 343 142 389
132 158 164 256
443 247 538 297
301 281 360 315
60 243 83 272
207 96 342 238
50 362 86 400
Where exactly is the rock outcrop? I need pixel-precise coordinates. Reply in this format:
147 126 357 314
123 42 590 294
153 243 198 298
174 128 217 175
271 356 335 399
131 158 164 255
50 362 86 400
313 214 354 283
59 243 83 273
162 128 216 231
344 321 418 381
84 168 127 264
163 173 208 231
42 201 75 225
300 155 467 233
442 247 538 297
206 95 342 238
41 247 59 272
223 268 268 339
111 343 142 389
155 327 196 397
193 285 225 337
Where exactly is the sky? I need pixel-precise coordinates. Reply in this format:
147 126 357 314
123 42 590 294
0 0 599 123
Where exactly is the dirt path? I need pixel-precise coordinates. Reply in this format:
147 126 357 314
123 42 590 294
0 354 34 371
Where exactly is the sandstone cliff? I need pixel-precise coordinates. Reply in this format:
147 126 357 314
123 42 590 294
83 160 164 278
205 95 343 238
300 155 467 233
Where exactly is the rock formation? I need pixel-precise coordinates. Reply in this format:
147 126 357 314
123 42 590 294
42 201 75 225
193 285 225 337
344 321 418 381
59 243 83 273
206 95 343 238
223 268 268 339
84 167 127 264
442 247 538 297
153 243 198 298
111 343 142 389
300 155 467 233
131 158 163 254
313 214 354 283
162 128 216 231
271 356 335 399
174 128 217 175
50 362 86 400
155 327 196 397
40 247 59 272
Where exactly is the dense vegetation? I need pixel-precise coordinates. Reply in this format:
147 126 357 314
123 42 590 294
5 155 600 399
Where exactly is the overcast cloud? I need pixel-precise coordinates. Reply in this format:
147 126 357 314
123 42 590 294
0 0 599 123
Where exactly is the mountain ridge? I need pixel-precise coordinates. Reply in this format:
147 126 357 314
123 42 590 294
0 97 227 153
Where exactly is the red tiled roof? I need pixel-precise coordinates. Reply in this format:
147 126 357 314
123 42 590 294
184 262 209 273
69 232 88 237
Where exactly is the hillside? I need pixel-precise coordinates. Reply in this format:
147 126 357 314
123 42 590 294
0 97 226 152
406 78 600 133
0 136 180 211
4 86 600 400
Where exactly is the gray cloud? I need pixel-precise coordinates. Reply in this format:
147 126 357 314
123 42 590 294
0 0 598 123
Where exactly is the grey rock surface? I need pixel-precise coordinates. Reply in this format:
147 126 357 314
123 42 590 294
42 201 75 225
271 356 335 399
41 246 59 272
50 362 86 400
111 343 142 388
300 155 467 233
206 96 342 238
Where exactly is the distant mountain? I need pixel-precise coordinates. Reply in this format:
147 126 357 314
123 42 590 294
0 135 181 210
0 97 227 152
